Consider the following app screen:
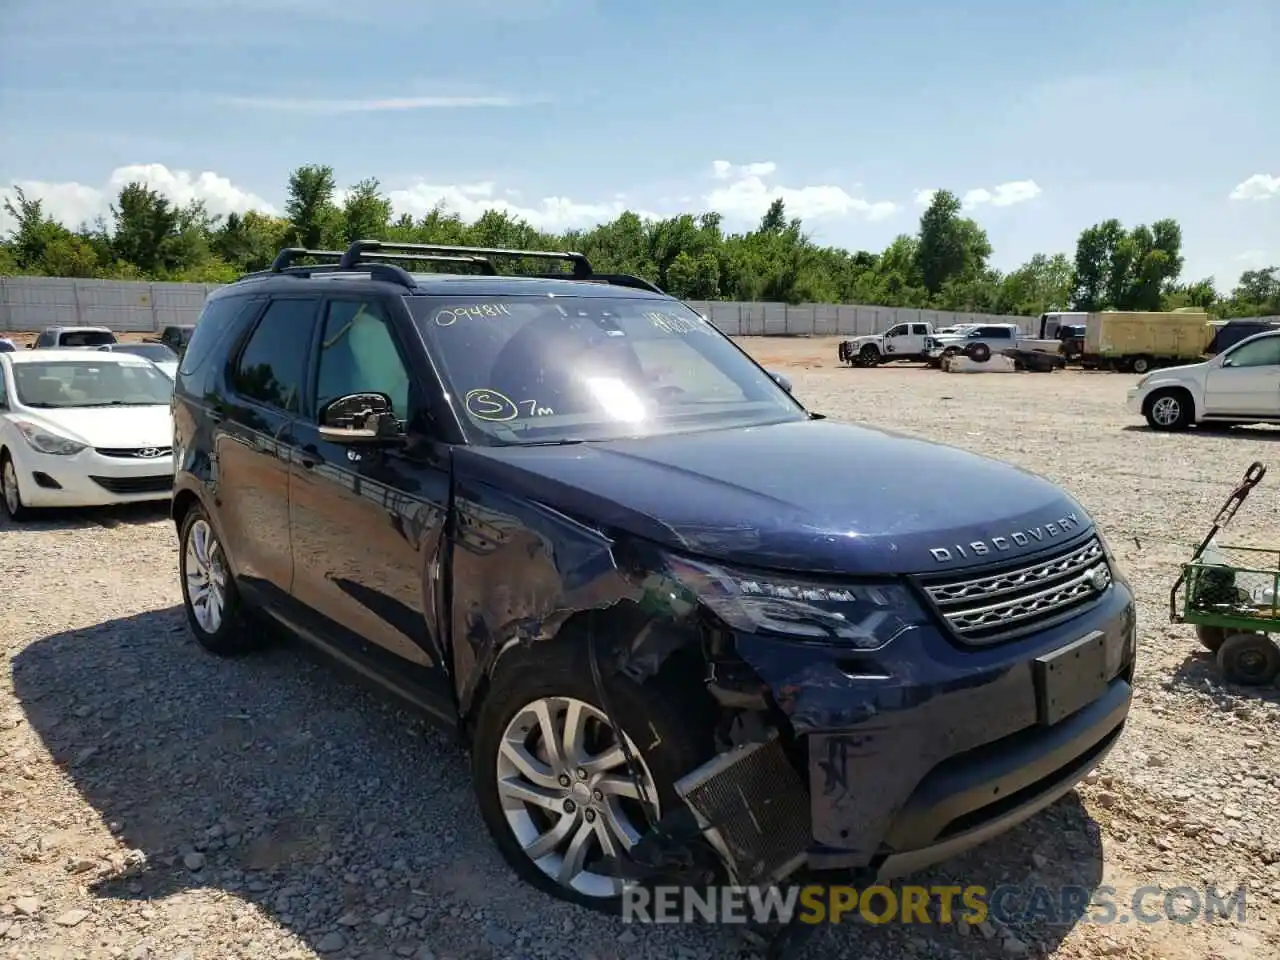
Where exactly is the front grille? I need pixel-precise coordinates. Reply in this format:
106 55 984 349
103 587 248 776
89 474 173 494
922 536 1110 644
95 447 173 459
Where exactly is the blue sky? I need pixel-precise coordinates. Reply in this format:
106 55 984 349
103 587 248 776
1 0 1276 292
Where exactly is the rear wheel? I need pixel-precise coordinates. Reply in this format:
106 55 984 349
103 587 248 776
1216 632 1280 686
1144 389 1192 431
0 452 31 522
1131 355 1152 374
1195 624 1227 652
966 342 992 363
179 505 266 656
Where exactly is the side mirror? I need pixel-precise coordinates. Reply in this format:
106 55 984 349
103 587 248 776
768 370 793 394
319 392 405 445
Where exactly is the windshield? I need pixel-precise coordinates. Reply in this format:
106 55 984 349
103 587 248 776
409 295 806 443
58 330 116 347
12 360 174 408
106 343 178 362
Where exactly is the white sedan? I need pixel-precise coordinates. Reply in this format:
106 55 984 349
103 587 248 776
1126 328 1280 431
0 349 175 520
96 341 180 380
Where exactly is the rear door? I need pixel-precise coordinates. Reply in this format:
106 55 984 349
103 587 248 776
287 295 454 719
907 323 930 354
215 296 320 603
1203 334 1280 416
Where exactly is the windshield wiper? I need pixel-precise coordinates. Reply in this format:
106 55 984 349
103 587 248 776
69 401 158 407
518 438 589 446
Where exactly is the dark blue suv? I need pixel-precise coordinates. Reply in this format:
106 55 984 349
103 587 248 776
171 240 1135 913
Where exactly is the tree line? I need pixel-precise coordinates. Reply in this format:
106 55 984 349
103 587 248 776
2 164 1276 319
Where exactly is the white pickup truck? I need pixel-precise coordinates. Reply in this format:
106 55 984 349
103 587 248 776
925 323 1062 366
838 321 940 366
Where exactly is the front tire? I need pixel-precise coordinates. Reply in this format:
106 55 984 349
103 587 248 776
858 344 881 366
0 452 31 522
179 504 264 656
1144 389 1192 431
471 645 713 912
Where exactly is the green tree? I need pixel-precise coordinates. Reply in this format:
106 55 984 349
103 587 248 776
285 164 340 249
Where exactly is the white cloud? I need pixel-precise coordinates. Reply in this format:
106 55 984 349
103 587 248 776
710 160 778 180
705 160 898 222
914 188 938 206
220 95 526 113
387 181 660 232
1229 174 1280 201
0 163 276 233
961 180 1042 210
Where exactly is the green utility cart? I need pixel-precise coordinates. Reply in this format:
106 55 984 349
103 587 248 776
1170 461 1280 686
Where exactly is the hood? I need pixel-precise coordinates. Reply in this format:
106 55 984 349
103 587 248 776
460 419 1091 575
19 404 172 449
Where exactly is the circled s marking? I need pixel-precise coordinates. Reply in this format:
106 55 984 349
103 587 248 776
465 388 518 421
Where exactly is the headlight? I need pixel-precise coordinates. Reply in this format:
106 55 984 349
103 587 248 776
13 419 87 456
665 555 927 649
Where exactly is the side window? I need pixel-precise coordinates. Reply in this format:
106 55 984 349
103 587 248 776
886 324 906 337
911 324 928 335
36 331 53 347
0 365 7 406
313 299 411 419
181 296 255 377
232 298 318 412
1225 336 1280 369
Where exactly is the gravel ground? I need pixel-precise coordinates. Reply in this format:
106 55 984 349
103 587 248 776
3 341 1280 960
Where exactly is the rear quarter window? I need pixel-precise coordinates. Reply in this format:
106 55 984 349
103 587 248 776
179 296 257 378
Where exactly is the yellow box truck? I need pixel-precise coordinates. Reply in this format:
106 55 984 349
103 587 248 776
1079 309 1213 373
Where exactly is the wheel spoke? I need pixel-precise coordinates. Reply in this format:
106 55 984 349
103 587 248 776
557 819 596 885
560 698 588 766
524 812 576 860
532 699 565 773
580 744 626 776
497 775 564 813
594 773 642 800
499 739 559 789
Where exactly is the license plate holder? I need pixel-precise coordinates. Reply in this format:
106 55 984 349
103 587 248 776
1033 630 1108 726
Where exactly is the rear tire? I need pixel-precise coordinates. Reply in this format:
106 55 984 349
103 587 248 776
1144 388 1192 431
1216 632 1280 686
1195 624 1227 652
178 504 266 656
470 643 714 913
1131 356 1151 374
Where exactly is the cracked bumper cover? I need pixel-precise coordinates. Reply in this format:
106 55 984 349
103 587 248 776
732 579 1136 875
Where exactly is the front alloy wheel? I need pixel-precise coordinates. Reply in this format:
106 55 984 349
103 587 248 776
1 454 29 521
496 696 659 899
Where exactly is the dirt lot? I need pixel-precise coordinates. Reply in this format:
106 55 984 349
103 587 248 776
2 336 1280 960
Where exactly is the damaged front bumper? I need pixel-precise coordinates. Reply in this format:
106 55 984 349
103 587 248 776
673 579 1136 884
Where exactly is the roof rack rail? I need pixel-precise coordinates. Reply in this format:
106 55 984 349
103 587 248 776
357 252 498 275
270 248 344 271
540 272 665 295
341 239 593 278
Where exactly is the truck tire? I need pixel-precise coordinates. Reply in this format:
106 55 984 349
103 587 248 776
966 342 991 363
1143 388 1192 431
1130 356 1151 374
858 344 881 366
470 643 716 913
